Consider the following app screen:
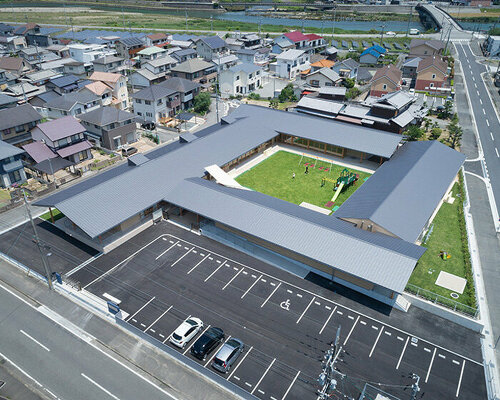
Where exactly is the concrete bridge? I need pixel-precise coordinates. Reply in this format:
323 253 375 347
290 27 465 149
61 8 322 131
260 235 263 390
416 3 464 33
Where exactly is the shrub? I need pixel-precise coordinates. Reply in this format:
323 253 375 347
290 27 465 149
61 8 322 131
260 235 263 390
193 92 211 115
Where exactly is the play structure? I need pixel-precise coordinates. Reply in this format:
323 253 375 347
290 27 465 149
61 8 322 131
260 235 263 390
323 168 359 204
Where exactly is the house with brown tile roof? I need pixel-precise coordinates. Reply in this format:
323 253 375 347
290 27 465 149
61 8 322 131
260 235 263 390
415 56 448 91
409 39 445 58
0 57 27 75
310 59 335 73
89 72 129 109
369 64 402 98
83 81 114 106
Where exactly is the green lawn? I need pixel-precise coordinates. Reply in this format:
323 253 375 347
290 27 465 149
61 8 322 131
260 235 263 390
40 209 65 222
408 182 476 310
235 151 371 210
0 189 10 207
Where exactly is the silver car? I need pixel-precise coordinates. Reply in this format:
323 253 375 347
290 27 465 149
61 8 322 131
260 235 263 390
211 338 244 373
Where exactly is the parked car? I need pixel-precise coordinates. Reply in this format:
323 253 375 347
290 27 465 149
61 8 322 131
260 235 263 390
141 121 156 130
191 327 225 360
121 146 138 157
409 88 415 96
386 31 396 37
212 338 244 373
169 317 203 349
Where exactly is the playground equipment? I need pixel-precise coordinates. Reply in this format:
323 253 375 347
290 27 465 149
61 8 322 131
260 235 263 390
327 168 358 203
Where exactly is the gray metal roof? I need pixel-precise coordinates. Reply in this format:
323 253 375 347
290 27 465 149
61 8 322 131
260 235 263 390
160 77 200 94
198 35 226 50
132 85 177 101
0 139 24 160
165 177 424 293
0 93 17 107
296 97 344 115
77 106 135 126
0 104 41 131
45 90 100 111
335 141 466 242
227 63 260 75
309 67 340 82
49 74 79 88
170 58 214 74
117 37 145 47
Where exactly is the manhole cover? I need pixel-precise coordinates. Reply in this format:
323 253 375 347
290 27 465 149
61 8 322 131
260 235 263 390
451 292 459 299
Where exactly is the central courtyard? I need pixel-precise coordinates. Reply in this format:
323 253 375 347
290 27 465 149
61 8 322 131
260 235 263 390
235 150 372 211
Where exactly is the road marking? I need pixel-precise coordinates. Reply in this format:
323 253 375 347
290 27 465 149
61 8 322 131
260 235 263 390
216 260 221 263
486 119 490 127
241 274 262 299
192 250 197 254
228 346 252 380
258 389 265 395
286 289 293 294
126 297 155 322
480 99 483 105
204 260 226 282
425 348 437 383
45 388 57 398
396 337 409 370
296 293 302 298
319 306 337 335
385 331 391 336
344 316 359 346
397 336 404 341
314 301 321 305
296 297 315 324
270 282 276 286
81 373 120 400
222 268 244 290
348 315 354 320
261 282 281 308
359 320 366 325
282 370 301 400
187 253 210 274
369 326 384 358
245 382 252 387
251 274 257 279
208 257 213 260
184 325 210 355
491 132 494 141
20 330 50 352
199 253 205 257
144 306 172 332
261 279 267 283
325 305 331 310
483 108 486 115
372 325 378 330
233 267 238 271
474 83 477 88
336 311 343 315
155 241 179 260
242 271 248 275
150 329 155 333
438 353 446 359
102 293 121 304
424 347 431 353
456 360 466 397
472 76 475 81
233 376 240 381
453 360 460 365
251 358 275 394
171 247 194 267
496 148 499 158
140 323 146 328
477 90 480 96
411 342 418 347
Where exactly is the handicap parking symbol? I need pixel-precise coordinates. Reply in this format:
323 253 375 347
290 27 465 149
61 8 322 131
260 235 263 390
280 299 290 311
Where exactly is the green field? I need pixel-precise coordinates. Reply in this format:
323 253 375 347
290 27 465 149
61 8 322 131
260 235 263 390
408 182 476 310
235 151 371 210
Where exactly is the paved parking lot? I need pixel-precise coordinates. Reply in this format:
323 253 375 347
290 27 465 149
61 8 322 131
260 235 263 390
63 222 487 400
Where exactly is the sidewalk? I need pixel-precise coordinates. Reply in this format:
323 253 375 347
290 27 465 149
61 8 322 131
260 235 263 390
0 259 239 400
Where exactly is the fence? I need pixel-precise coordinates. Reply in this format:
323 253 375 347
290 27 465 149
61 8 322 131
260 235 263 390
405 283 478 318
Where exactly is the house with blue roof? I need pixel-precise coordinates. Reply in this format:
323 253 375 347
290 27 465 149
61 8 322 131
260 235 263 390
220 63 262 97
360 45 387 65
195 36 229 61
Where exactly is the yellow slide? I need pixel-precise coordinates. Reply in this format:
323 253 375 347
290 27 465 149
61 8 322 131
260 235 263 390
331 182 344 203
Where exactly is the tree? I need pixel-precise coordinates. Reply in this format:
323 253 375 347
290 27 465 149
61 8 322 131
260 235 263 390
269 98 279 109
404 125 424 142
346 87 361 100
446 114 463 149
443 100 453 119
343 77 355 89
193 92 211 115
430 126 442 140
278 84 297 103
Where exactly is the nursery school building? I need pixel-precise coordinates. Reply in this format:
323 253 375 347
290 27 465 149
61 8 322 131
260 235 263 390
36 105 465 308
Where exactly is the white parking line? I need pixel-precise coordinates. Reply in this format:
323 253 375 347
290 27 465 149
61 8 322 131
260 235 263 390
396 337 409 370
241 275 263 299
144 305 172 332
228 346 253 380
204 260 226 282
319 306 337 335
171 247 194 267
251 358 275 394
369 326 384 358
483 108 486 115
453 360 460 365
126 297 155 322
187 253 210 274
438 354 446 359
456 360 465 397
296 297 315 324
261 282 281 308
282 370 301 400
20 330 50 352
184 325 210 355
425 348 437 383
480 99 483 105
490 132 494 141
486 119 490 127
222 268 244 290
343 316 359 346
477 90 480 96
81 373 120 400
155 241 179 260
496 148 499 158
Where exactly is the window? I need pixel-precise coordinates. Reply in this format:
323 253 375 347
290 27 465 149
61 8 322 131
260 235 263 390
78 150 87 161
157 99 162 105
58 137 68 147
430 83 435 88
71 134 79 142
15 125 24 133
310 79 320 87
135 99 142 104
235 75 240 81
137 112 142 116
146 112 152 117
382 84 387 90
145 100 151 105
9 169 21 183
75 108 82 114
432 74 436 79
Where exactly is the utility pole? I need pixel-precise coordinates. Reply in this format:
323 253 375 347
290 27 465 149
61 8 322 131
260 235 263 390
331 3 337 37
23 191 53 290
70 16 75 40
121 7 126 31
34 40 41 70
185 9 188 31
317 326 342 400
444 25 452 54
211 15 213 32
406 5 413 38
216 52 220 124
380 24 385 46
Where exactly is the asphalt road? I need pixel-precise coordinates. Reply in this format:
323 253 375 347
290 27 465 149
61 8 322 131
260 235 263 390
0 283 177 400
64 222 487 400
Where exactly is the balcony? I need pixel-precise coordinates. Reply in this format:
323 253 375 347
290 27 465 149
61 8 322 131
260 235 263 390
1 159 23 173
167 98 181 109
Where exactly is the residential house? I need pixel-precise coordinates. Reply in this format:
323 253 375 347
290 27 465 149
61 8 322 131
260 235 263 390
305 68 341 88
0 36 27 52
213 54 239 71
195 36 229 61
44 90 101 119
26 33 53 48
409 39 445 58
309 59 335 73
45 74 81 95
19 46 50 64
115 37 145 59
402 57 422 80
0 104 42 146
275 31 326 54
323 46 338 61
31 116 92 164
83 81 114 106
332 58 359 79
169 39 196 49
68 43 115 64
0 57 26 75
276 49 310 79
483 35 500 58
369 64 402 97
0 67 18 86
3 82 45 101
161 77 200 109
63 61 88 78
0 93 17 109
170 58 217 84
144 55 177 76
13 23 40 36
359 45 386 64
28 90 61 115
220 63 262 97
225 37 244 52
235 47 271 67
130 68 165 89
89 72 129 109
93 55 125 74
304 33 327 53
171 49 197 63
137 46 168 66
145 33 170 47
271 37 295 55
415 56 448 91
40 58 79 74
0 140 27 188
356 67 374 85
132 85 180 123
0 23 14 36
240 34 262 50
23 69 61 86
78 106 137 150
46 44 70 59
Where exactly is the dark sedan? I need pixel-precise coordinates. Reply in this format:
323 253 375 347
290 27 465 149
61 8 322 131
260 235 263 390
190 327 225 361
